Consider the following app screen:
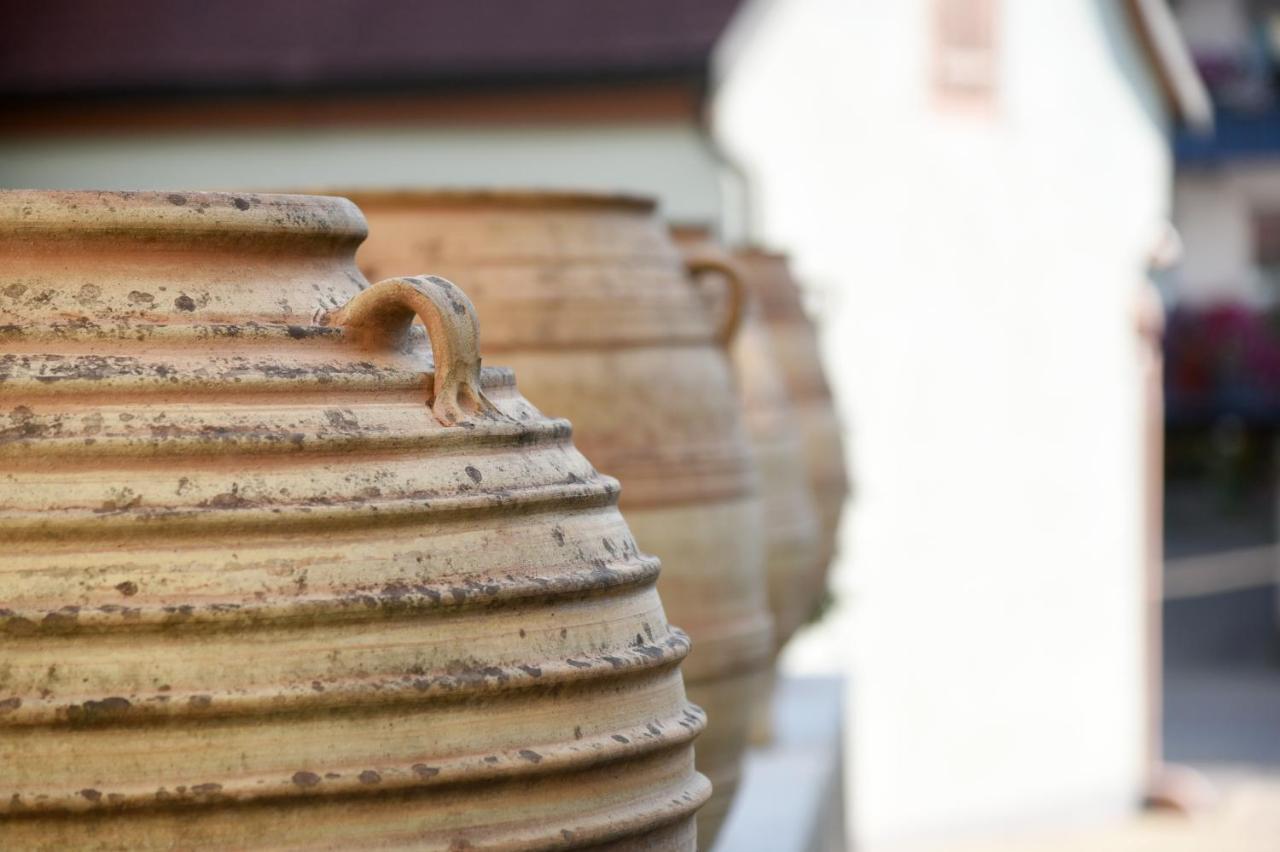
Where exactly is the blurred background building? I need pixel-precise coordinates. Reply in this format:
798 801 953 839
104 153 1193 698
2 2 1275 850
715 1 1213 848
0 1 740 222
1158 5 1280 844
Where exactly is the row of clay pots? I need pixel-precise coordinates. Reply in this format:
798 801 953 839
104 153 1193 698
351 192 850 841
671 227 830 654
0 189 846 850
739 249 849 577
671 226 848 746
348 191 775 845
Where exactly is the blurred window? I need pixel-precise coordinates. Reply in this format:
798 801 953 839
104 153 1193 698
933 0 999 109
1251 208 1280 300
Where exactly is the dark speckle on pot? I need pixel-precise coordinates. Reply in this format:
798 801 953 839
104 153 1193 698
292 771 321 788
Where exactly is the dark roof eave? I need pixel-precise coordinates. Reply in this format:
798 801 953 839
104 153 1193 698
0 63 715 108
0 0 744 102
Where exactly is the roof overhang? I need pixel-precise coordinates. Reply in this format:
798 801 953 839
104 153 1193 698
1126 0 1214 132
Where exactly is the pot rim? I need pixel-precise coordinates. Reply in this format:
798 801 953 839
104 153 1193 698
668 222 715 240
309 187 657 213
735 245 789 263
0 190 367 242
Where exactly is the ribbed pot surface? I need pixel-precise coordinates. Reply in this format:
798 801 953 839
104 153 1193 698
0 190 707 850
671 228 823 659
348 191 773 848
734 249 849 580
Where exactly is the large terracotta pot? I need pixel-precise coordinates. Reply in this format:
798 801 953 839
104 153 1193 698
349 191 773 847
0 190 708 850
734 249 848 578
671 228 823 655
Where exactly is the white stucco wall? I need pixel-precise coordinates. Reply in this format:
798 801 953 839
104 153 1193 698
0 122 725 224
714 0 1168 847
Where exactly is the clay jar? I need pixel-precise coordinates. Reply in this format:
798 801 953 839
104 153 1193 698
672 228 824 659
0 191 707 850
349 191 774 847
734 249 849 579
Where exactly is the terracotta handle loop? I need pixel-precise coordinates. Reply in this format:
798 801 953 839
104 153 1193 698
331 275 500 427
684 253 747 346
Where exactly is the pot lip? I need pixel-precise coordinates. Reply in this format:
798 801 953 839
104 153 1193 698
734 245 789 263
308 187 658 213
668 222 715 241
0 189 367 241
665 231 791 263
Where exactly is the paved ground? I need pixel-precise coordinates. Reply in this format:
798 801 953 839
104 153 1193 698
930 769 1280 852
1162 478 1278 768
714 678 845 852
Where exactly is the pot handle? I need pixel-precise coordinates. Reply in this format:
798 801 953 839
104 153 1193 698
684 252 747 346
329 275 500 427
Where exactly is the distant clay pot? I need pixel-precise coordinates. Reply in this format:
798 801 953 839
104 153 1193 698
0 190 707 849
671 227 824 655
347 190 774 847
734 249 849 579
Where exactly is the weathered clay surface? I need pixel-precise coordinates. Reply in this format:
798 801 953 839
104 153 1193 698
0 190 707 850
671 229 825 747
733 249 849 581
349 191 773 847
672 228 823 659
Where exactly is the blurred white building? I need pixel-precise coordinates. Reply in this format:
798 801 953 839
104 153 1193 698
0 1 1208 849
714 0 1206 848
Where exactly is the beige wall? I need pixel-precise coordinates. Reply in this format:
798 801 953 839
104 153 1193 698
0 122 726 225
714 0 1169 847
